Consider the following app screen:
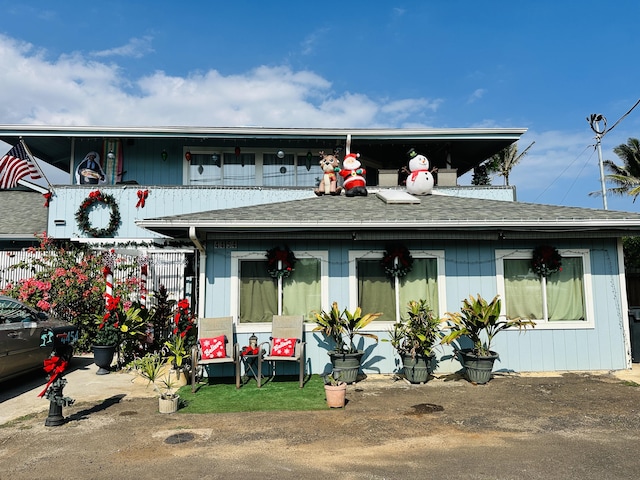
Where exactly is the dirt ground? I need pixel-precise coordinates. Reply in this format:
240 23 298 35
2 370 640 480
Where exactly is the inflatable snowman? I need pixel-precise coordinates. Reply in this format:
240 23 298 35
405 148 434 195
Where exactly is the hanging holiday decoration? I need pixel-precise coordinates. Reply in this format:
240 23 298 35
381 244 414 278
266 245 297 278
43 191 52 207
531 245 562 277
75 190 121 237
136 189 149 208
185 151 192 162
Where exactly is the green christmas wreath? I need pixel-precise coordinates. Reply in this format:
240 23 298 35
531 245 562 277
75 190 121 237
381 244 414 278
266 245 296 278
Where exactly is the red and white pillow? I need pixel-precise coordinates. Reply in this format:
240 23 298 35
200 335 227 359
271 337 297 357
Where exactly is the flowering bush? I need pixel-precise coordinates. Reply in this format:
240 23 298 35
1 233 143 352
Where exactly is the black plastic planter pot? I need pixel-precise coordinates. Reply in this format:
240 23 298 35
459 349 498 384
401 354 434 384
328 351 363 384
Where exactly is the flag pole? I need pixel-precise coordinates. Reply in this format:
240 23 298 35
20 138 55 194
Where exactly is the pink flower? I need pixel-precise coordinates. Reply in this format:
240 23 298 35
36 300 51 311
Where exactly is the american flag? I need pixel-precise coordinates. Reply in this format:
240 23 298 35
0 141 42 189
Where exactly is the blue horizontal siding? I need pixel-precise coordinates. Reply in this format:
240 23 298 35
204 238 627 375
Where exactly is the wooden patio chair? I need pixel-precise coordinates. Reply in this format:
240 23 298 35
191 316 240 392
257 315 305 388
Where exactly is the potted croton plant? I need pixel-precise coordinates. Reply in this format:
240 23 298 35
441 294 535 384
313 302 382 384
386 299 443 384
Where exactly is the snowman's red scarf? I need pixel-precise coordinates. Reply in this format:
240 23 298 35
410 169 429 180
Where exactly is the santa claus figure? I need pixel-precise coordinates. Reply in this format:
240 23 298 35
338 153 368 197
405 148 434 195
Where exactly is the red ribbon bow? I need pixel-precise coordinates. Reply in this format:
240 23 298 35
38 356 68 397
43 191 52 207
136 189 149 208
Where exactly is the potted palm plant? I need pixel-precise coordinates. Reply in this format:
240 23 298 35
163 334 189 386
313 302 382 384
441 294 535 384
386 299 443 383
128 352 180 413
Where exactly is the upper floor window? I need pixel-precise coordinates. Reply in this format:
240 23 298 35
495 249 594 329
348 250 446 322
185 148 319 187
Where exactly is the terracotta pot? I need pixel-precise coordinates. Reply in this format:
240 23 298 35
324 383 347 408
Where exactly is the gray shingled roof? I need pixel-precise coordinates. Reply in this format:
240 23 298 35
137 190 640 240
0 190 48 240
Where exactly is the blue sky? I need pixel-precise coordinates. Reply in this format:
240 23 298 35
1 1 639 211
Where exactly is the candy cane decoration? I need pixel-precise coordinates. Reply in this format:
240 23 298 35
103 249 116 304
138 256 149 307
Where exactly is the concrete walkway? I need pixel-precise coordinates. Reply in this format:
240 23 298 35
0 354 155 425
2 354 639 425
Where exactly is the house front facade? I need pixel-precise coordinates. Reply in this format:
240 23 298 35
1 125 639 376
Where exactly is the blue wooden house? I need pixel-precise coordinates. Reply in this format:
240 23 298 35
2 125 639 375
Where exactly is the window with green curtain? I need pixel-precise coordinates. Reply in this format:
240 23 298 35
239 260 277 322
357 257 439 321
283 258 321 320
239 257 321 323
503 256 585 321
546 256 585 321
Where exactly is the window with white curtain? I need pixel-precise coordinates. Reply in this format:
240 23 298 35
349 250 446 322
495 249 594 329
185 149 319 187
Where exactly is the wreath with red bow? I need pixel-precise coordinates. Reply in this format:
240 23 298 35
381 244 414 278
266 245 297 278
75 190 121 237
532 245 562 277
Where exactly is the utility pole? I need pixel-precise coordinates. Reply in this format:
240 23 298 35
587 114 608 210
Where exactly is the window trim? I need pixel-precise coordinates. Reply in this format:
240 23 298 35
348 249 447 325
230 250 328 333
495 248 594 330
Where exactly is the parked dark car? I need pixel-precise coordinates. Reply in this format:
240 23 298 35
0 295 79 383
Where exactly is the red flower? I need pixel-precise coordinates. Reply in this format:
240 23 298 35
177 298 190 310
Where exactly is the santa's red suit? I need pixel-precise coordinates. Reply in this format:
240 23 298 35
338 153 368 197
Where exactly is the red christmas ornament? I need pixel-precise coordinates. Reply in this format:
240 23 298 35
185 151 192 162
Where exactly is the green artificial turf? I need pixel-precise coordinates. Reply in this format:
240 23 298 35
177 374 328 413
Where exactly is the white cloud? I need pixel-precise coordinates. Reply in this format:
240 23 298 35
91 36 155 59
0 35 439 129
467 88 486 104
